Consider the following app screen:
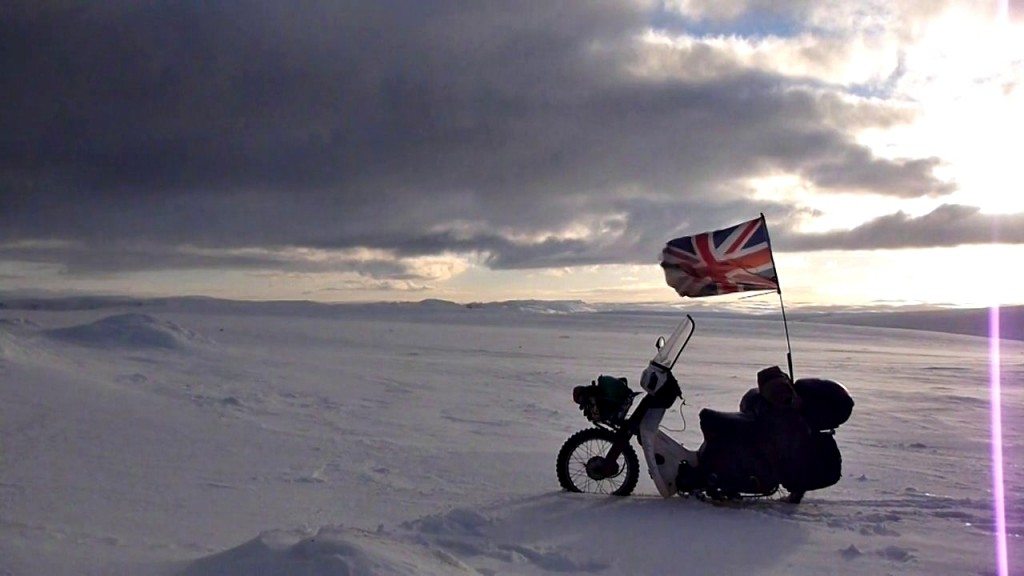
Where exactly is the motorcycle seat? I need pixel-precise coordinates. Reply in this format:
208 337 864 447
699 408 758 438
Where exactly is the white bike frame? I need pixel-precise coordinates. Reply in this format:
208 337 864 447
636 317 699 497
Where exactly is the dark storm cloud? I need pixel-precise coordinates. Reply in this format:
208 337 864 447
0 241 416 278
1 1 962 276
779 204 1024 251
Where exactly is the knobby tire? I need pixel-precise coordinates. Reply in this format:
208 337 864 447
556 427 639 496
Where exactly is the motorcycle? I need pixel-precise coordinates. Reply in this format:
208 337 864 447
556 315 853 503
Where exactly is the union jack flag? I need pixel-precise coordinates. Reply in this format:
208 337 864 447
661 216 779 298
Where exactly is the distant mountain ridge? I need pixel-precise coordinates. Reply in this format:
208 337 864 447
0 295 598 315
465 300 597 314
1 294 1020 340
791 307 1023 342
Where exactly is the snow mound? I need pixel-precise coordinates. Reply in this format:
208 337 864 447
0 318 42 360
401 505 615 573
0 317 41 329
0 329 10 360
45 313 202 350
180 526 478 576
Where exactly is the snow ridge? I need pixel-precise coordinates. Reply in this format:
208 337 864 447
45 313 203 350
180 526 477 576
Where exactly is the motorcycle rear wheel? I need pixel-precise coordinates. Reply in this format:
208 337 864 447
556 427 639 496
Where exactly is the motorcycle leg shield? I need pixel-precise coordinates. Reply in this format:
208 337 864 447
639 408 699 497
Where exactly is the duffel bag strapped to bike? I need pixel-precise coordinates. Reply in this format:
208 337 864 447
737 366 798 417
739 387 770 416
572 375 634 424
757 365 797 407
793 378 854 431
745 368 853 432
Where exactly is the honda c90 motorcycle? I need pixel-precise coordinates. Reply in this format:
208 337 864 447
556 315 853 503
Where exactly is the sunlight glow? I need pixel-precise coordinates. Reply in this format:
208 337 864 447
636 27 898 86
773 246 1024 308
745 174 940 234
858 3 1024 214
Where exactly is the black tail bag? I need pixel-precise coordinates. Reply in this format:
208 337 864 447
793 378 853 431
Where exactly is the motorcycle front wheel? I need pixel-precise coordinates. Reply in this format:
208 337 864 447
556 427 639 496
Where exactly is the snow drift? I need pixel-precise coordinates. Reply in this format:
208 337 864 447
180 526 476 576
45 313 203 351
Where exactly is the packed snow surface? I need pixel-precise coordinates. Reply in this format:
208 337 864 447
0 301 1021 575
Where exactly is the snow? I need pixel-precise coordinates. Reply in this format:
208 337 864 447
45 313 205 350
0 300 1021 575
180 526 476 576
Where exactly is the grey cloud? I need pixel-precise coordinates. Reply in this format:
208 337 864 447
1 1 958 274
779 204 1024 251
313 280 433 294
658 0 961 33
806 153 952 197
0 241 419 280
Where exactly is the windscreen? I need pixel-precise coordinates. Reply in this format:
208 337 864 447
650 315 694 370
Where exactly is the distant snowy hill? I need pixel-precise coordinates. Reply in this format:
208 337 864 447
1 294 1019 340
466 300 598 314
794 306 1024 341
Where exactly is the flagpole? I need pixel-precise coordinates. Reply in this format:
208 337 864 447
760 213 795 381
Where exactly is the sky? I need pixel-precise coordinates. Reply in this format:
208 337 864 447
2 0 1023 308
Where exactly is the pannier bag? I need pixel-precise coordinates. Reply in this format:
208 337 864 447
784 430 843 493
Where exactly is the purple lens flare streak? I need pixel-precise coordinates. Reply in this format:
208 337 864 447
990 305 1008 576
992 0 1010 571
